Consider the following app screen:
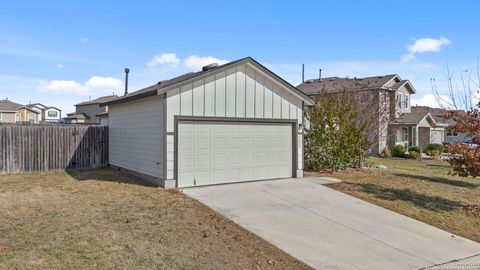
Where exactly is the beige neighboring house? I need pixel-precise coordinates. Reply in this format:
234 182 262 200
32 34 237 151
64 95 117 124
297 74 447 153
0 99 40 124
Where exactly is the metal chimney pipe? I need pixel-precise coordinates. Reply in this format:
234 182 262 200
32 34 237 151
124 68 130 96
302 64 305 83
319 69 322 80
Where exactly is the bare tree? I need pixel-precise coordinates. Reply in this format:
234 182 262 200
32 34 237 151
432 58 480 110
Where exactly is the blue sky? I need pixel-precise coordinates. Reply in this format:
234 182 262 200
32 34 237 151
0 0 479 112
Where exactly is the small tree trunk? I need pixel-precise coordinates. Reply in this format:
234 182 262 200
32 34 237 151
358 153 364 169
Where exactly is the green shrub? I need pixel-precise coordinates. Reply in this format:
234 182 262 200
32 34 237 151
424 143 445 154
392 144 406 157
408 146 422 153
380 147 392 158
409 150 421 160
430 149 441 158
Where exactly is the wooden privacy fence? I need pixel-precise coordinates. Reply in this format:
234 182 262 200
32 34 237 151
0 125 108 173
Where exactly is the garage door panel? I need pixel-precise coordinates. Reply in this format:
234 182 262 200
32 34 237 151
178 121 293 187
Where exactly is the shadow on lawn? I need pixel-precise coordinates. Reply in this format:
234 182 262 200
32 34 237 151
349 183 463 212
394 173 478 189
67 168 158 187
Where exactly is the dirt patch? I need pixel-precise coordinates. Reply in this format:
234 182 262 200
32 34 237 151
0 168 311 269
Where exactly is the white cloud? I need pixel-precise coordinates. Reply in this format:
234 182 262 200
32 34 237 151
184 55 228 70
39 76 122 96
410 93 453 108
80 37 89 43
402 37 451 62
56 63 64 68
85 76 123 89
147 53 181 68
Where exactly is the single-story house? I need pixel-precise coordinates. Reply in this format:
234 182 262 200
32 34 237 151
103 57 314 188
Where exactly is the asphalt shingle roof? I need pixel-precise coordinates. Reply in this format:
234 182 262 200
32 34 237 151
0 99 23 112
75 95 118 106
297 74 398 95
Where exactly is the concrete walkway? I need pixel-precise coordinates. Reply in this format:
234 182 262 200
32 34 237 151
184 178 480 270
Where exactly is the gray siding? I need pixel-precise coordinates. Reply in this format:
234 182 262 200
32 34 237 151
109 95 165 178
165 63 304 180
76 104 104 123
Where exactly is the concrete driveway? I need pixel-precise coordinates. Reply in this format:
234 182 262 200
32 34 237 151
184 178 480 270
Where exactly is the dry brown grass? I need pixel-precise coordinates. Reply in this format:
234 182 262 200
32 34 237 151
0 168 310 270
311 157 480 243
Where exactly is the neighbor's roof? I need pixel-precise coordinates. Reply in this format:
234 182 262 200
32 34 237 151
0 99 23 112
297 74 415 95
64 113 88 119
96 111 108 117
103 57 314 106
391 111 437 126
76 95 118 106
410 106 459 125
26 103 62 111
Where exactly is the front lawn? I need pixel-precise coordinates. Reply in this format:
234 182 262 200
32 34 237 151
320 157 480 243
0 169 310 269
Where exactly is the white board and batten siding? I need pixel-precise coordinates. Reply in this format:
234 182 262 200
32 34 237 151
109 95 165 178
166 63 304 181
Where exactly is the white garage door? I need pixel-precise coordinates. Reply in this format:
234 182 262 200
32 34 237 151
177 121 293 187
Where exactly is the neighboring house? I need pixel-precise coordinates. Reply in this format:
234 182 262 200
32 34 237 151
297 74 445 152
0 99 21 123
66 95 117 124
102 57 314 188
26 103 62 123
411 106 470 144
63 113 88 124
0 99 40 124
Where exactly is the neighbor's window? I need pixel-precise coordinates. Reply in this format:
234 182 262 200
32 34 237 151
0 112 2 120
404 95 409 108
27 114 35 124
397 93 402 108
15 114 20 121
446 132 459 137
403 128 408 141
48 111 58 117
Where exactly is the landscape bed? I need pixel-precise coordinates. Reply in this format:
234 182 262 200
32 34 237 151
318 157 480 243
0 169 310 269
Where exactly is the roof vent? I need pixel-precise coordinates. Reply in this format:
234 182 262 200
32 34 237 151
202 63 218 71
305 79 315 83
157 81 162 85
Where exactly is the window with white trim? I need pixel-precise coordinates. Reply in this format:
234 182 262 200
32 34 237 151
397 93 402 108
404 94 409 108
48 111 58 117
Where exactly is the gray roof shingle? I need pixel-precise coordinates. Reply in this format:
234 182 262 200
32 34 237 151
0 99 23 112
297 74 399 95
75 95 118 106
